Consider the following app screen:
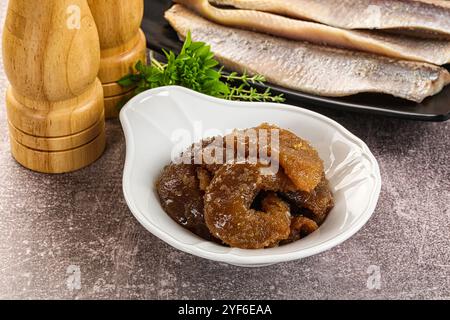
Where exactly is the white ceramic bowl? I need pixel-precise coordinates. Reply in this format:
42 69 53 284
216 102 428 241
120 86 381 267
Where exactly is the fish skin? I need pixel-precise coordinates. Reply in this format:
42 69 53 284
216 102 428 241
175 0 450 65
211 0 450 39
165 5 450 103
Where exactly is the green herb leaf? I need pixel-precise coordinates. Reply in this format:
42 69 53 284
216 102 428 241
117 75 136 87
117 30 285 108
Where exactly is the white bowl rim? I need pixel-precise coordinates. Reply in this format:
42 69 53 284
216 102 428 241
120 85 382 266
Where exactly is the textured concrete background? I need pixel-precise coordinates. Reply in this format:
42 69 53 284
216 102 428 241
0 0 449 300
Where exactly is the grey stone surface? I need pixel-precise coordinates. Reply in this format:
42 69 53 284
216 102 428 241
0 0 449 300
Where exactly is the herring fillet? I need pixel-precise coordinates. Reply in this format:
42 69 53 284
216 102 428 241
210 0 450 39
165 5 450 103
175 0 450 65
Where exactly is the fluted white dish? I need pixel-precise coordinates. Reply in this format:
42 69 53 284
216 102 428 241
120 86 381 267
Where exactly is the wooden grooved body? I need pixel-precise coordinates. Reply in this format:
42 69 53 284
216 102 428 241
6 79 104 137
104 90 136 119
2 0 106 173
10 130 106 174
8 111 105 151
102 81 136 97
98 29 147 84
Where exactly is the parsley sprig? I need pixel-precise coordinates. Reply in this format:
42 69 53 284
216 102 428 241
118 32 284 103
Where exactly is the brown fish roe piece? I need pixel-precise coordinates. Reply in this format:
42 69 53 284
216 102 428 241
281 176 334 225
281 216 319 245
156 164 213 240
257 123 324 192
157 123 332 248
204 164 294 249
197 167 212 192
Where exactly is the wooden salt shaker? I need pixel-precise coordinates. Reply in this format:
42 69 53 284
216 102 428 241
3 0 106 173
88 0 147 118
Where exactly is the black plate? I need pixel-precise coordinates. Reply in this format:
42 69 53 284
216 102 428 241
142 0 450 121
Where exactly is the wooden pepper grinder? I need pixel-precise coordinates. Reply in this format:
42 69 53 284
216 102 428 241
88 0 147 118
2 0 106 173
